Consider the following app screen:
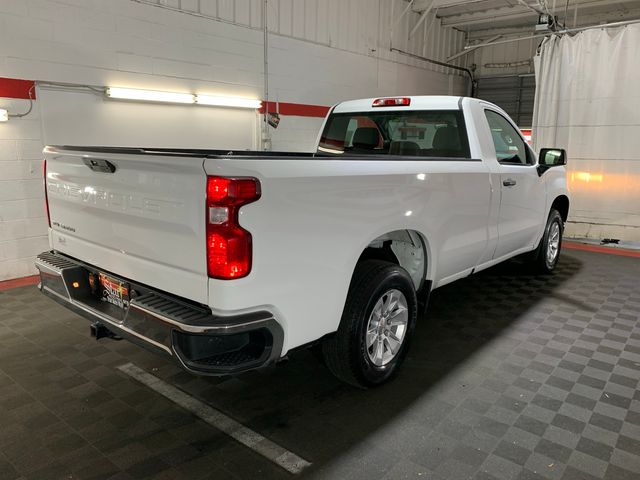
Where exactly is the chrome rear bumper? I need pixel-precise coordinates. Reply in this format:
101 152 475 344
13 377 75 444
35 251 283 375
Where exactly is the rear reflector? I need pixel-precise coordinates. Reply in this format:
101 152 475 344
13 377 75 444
206 176 261 279
372 97 411 107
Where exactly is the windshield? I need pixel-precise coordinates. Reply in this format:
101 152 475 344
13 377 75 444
317 110 470 158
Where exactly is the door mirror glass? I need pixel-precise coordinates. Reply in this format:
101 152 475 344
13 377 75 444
539 148 567 167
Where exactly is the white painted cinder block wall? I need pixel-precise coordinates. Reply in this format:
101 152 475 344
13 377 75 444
0 0 468 280
0 97 49 280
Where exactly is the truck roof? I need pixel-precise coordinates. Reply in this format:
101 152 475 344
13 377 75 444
332 95 465 113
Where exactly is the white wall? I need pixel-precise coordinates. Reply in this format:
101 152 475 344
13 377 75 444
2 0 468 150
0 0 468 280
0 97 49 280
267 34 468 151
38 88 261 149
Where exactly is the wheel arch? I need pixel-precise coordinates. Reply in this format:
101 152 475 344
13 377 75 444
355 229 432 291
551 195 570 223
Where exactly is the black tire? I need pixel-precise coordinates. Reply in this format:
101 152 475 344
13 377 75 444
531 209 564 274
322 260 417 388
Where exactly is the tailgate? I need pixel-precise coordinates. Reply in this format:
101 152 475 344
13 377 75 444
44 147 208 304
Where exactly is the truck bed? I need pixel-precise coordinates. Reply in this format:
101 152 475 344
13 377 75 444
50 145 318 158
49 145 475 162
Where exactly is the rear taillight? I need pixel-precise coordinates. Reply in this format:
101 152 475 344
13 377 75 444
43 159 51 227
206 176 260 279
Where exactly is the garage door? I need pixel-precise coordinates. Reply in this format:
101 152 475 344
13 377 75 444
476 75 535 128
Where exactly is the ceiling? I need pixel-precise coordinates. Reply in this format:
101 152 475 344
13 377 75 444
425 0 640 39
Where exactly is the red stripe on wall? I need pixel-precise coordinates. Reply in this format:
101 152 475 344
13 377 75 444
0 275 39 291
0 77 36 100
1 76 332 115
260 101 329 118
564 241 640 258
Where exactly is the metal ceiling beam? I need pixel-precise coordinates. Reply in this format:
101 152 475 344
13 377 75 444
515 0 544 15
392 0 416 31
440 0 638 29
466 23 546 39
462 17 640 50
441 5 536 28
466 5 640 40
409 0 434 38
431 0 494 8
446 34 501 61
411 0 434 12
390 0 415 47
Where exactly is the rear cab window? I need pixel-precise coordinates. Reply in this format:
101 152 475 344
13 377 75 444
318 110 471 158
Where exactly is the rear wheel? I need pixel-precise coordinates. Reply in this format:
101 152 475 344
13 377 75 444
322 260 417 388
531 209 564 273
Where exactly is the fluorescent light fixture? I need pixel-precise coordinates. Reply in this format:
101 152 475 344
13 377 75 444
0 109 8 122
105 87 261 109
196 95 262 109
106 87 195 104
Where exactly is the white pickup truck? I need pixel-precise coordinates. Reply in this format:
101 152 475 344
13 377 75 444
36 96 569 387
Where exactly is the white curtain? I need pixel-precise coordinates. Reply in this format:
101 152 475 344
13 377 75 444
533 24 640 243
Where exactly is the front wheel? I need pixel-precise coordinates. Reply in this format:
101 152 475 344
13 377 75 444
322 260 417 388
531 209 564 273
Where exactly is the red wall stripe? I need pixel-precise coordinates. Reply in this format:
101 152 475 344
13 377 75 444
0 275 39 291
0 76 333 115
0 77 36 100
563 241 640 258
260 101 329 118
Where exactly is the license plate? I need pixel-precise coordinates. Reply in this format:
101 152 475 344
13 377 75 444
98 273 130 310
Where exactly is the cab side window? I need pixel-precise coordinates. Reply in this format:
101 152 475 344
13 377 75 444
484 110 531 165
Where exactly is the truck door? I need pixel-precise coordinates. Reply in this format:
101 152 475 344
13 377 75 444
483 109 546 259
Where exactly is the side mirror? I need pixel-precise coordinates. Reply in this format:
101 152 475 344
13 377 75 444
537 148 567 176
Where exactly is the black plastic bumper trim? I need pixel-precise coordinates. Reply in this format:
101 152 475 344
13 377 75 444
35 251 284 375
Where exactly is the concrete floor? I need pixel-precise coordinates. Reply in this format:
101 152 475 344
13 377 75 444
0 249 639 480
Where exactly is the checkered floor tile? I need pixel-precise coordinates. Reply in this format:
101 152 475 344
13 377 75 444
0 249 638 479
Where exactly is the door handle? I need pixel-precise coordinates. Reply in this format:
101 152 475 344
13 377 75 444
503 178 517 187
